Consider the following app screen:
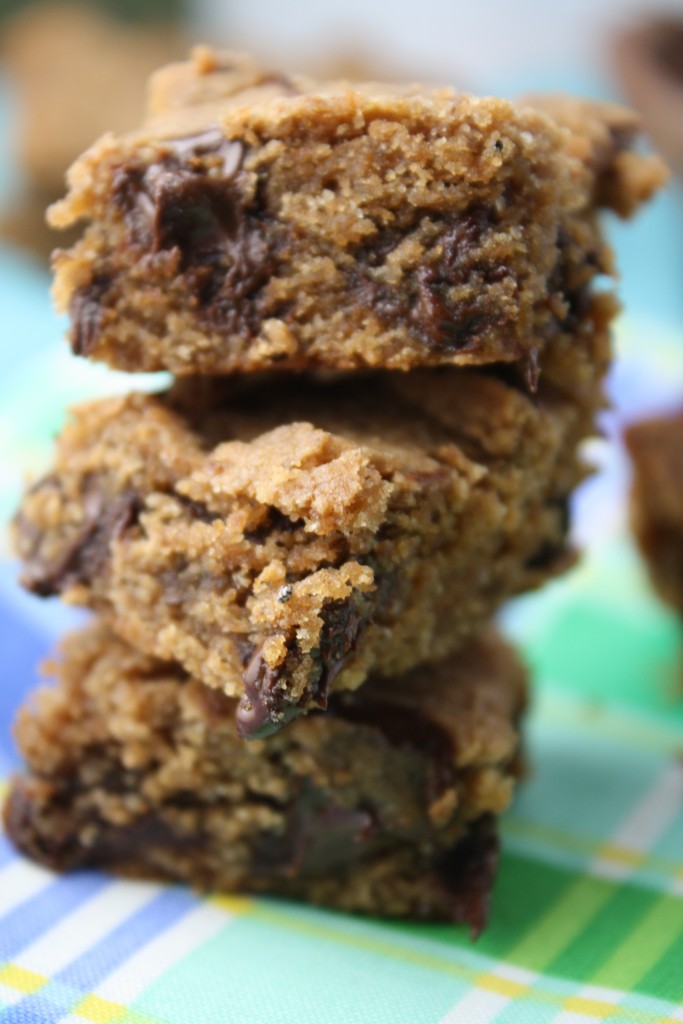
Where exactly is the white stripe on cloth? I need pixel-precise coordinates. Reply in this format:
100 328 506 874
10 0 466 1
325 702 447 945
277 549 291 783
590 761 683 883
93 901 234 1003
438 988 510 1023
0 859 54 916
15 880 163 976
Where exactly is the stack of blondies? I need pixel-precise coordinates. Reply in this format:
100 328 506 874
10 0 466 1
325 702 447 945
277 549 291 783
4 49 664 933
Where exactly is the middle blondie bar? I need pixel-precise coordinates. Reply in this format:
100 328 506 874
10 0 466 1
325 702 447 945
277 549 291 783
17 365 591 737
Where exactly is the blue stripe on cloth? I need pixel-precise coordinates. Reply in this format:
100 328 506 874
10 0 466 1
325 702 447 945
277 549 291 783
57 886 197 989
1 887 197 1024
0 873 106 961
0 985 74 1023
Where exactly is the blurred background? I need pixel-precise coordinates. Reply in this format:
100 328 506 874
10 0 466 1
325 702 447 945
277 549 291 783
0 0 682 758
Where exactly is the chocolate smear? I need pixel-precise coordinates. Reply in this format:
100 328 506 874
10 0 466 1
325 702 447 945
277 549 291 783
436 814 500 938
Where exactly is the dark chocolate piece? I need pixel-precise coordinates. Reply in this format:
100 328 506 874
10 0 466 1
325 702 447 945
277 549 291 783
19 480 140 597
356 208 514 354
236 597 369 739
71 276 111 357
252 781 377 879
236 646 297 739
109 133 279 340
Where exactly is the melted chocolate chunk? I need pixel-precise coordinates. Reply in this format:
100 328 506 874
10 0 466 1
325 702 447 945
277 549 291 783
152 168 241 261
313 598 368 698
436 815 500 938
3 778 84 872
70 275 111 356
252 781 376 879
358 207 508 351
4 777 199 875
112 131 279 339
236 646 301 739
19 479 140 597
236 596 369 739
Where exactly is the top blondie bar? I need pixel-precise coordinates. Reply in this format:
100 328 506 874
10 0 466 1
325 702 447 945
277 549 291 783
48 47 665 376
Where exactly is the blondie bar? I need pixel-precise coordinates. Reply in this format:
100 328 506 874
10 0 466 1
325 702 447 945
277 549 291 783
48 48 664 376
17 367 584 736
5 623 525 932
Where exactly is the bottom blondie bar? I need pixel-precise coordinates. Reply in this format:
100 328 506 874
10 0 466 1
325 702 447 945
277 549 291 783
5 622 526 934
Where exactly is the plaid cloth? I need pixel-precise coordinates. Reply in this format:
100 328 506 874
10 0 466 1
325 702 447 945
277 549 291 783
1 166 683 1024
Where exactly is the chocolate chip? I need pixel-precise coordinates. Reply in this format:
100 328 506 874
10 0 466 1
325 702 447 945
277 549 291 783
523 494 571 571
112 132 279 339
236 596 370 739
163 129 243 170
19 479 140 597
3 778 85 871
70 275 111 356
236 646 300 739
151 168 242 262
245 507 304 543
252 781 377 879
4 776 200 875
313 598 367 697
357 207 508 351
175 494 219 524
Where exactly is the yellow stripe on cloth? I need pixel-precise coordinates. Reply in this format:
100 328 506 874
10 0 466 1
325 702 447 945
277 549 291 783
594 842 645 869
562 994 620 1018
504 877 614 970
74 993 127 1022
475 973 529 998
208 894 254 915
0 963 47 994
